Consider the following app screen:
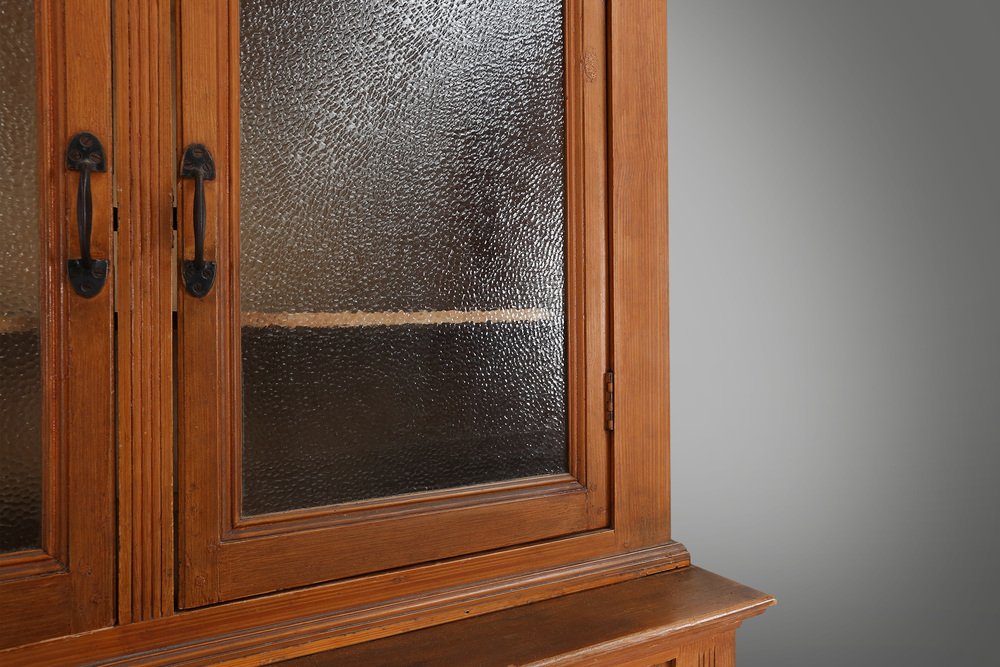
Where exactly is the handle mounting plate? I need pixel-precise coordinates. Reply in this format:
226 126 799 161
182 260 216 298
67 132 107 173
180 144 216 180
68 259 109 299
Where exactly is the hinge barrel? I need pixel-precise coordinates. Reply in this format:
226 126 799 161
604 371 615 431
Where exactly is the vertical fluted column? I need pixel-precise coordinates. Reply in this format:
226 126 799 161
114 0 175 623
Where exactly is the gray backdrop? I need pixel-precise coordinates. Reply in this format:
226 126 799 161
669 2 1000 665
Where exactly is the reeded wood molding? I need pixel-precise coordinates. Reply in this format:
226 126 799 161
676 631 738 667
113 0 176 623
0 543 690 667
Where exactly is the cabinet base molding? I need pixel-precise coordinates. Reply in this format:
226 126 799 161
275 567 769 666
1 543 693 666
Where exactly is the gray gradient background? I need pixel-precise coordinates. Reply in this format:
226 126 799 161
669 2 1000 665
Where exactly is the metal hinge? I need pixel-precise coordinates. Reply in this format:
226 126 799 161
604 370 615 432
111 218 118 315
171 224 178 313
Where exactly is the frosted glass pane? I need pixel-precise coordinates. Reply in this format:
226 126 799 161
239 0 567 514
0 0 42 554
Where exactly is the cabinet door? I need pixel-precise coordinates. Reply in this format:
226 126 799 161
176 0 610 606
0 0 115 649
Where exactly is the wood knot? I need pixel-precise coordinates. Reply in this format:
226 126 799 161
583 49 599 82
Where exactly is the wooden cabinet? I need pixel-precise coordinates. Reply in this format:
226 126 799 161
0 1 771 664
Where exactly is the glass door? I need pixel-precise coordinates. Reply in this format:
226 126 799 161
176 0 611 607
0 0 115 648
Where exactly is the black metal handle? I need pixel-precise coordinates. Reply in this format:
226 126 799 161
66 133 108 298
180 144 217 298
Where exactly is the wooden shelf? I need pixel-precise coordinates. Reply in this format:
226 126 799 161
0 315 37 334
241 308 554 329
0 310 554 333
0 308 555 334
276 566 775 666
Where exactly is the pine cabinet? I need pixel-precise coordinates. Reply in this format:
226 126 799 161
0 1 771 664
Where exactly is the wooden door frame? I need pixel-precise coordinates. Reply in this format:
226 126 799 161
0 0 115 649
175 0 617 607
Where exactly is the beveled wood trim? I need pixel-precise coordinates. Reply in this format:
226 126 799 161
0 0 116 650
232 474 579 537
222 0 243 539
38 0 69 582
176 0 613 608
609 0 672 547
0 550 63 582
572 0 611 528
218 492 593 603
113 0 176 623
0 543 689 667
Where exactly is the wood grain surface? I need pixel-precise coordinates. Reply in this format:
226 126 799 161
1 3 774 666
175 0 615 609
0 0 116 649
113 0 176 623
275 567 771 667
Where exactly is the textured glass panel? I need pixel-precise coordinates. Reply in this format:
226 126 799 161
240 0 567 514
0 0 42 553
242 321 566 515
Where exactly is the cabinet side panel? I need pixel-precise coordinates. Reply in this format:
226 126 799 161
609 0 670 546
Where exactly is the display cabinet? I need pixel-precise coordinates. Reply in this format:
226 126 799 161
0 1 772 664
